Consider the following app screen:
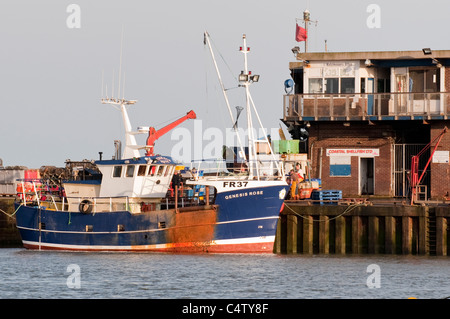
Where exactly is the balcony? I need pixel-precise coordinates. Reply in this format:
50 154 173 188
283 92 450 122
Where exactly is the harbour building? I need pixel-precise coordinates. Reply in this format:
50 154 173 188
283 48 450 202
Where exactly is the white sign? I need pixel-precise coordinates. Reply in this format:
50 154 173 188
326 148 379 157
432 151 449 163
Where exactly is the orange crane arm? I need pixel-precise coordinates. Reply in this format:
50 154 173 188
145 110 196 156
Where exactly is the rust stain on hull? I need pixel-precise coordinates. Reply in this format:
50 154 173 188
166 206 217 252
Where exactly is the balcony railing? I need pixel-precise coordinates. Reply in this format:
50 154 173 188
283 92 450 121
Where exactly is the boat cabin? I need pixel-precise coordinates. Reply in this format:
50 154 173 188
63 155 178 212
96 155 176 198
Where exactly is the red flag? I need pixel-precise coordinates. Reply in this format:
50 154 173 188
295 24 307 42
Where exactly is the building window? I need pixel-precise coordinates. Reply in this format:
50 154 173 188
113 166 122 178
329 156 351 177
340 78 355 93
325 78 339 94
309 78 323 93
409 68 439 93
308 77 355 94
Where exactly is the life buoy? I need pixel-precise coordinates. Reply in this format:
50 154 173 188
79 199 93 214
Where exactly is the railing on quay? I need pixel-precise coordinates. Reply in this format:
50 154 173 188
284 92 450 122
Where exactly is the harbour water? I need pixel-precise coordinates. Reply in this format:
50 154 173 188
0 248 449 300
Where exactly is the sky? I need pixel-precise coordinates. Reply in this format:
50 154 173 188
1 0 450 169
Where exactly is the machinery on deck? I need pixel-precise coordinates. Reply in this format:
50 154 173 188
145 110 196 156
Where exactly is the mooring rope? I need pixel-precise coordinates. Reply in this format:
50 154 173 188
0 203 23 218
283 201 365 222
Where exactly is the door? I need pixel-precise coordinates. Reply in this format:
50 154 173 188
367 78 374 115
393 144 429 198
395 74 407 111
360 157 374 195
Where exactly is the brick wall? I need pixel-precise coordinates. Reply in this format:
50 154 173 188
445 67 450 92
430 121 450 200
307 122 393 197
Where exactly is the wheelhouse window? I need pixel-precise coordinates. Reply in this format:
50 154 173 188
164 166 173 177
157 166 165 176
148 165 156 176
137 165 147 176
126 165 135 177
113 166 122 178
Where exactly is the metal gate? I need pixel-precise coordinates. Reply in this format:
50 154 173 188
393 144 430 198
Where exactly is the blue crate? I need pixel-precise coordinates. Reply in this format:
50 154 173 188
311 190 342 204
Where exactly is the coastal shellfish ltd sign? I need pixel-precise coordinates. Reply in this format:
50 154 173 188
326 148 380 157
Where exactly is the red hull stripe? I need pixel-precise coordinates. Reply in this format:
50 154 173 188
21 237 275 253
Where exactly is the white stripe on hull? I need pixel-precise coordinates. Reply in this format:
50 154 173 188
21 235 276 252
17 216 279 235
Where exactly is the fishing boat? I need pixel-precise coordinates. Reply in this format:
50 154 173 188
14 32 288 253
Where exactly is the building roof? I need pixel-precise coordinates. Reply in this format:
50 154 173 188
290 49 450 69
295 50 450 61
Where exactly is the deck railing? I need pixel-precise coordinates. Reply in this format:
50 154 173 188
190 159 285 181
284 92 450 121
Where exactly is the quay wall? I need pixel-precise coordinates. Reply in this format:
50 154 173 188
0 198 22 248
2 197 449 255
275 201 450 256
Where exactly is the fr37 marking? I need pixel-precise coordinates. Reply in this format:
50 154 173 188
223 181 248 187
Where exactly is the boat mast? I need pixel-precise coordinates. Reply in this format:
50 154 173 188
203 31 247 166
240 34 258 179
101 27 140 160
239 35 282 179
101 97 139 159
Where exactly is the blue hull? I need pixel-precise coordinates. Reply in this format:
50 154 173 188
15 185 287 253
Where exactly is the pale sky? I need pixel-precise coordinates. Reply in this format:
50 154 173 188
1 0 449 168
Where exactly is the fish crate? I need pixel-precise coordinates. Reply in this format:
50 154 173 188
311 189 342 205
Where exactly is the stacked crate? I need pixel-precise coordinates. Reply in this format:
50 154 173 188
311 189 342 205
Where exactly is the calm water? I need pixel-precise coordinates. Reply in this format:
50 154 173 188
0 248 449 299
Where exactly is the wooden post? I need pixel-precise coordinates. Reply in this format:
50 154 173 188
385 216 396 254
274 217 282 254
352 216 362 254
303 216 314 254
436 216 447 256
319 215 329 254
418 207 428 255
368 216 379 254
287 215 298 254
335 216 346 254
402 216 412 255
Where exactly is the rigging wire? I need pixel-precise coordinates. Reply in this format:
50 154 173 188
208 35 238 83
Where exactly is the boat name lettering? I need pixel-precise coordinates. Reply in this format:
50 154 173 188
222 181 248 187
155 156 171 164
225 190 263 200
